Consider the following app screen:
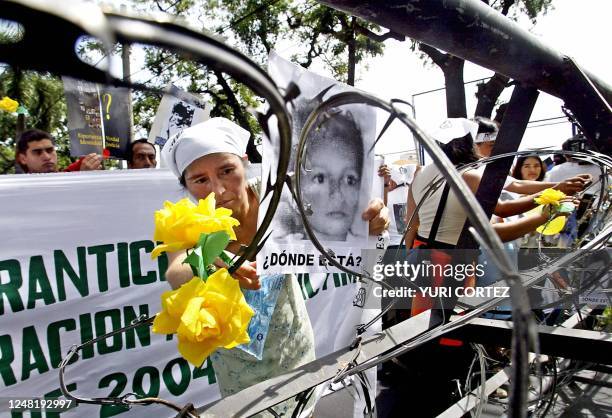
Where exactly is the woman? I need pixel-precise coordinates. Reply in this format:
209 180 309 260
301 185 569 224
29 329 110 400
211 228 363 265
161 117 388 415
404 118 570 315
511 155 547 181
510 155 569 308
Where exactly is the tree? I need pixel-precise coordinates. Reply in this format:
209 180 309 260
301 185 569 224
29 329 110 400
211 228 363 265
205 0 398 86
0 68 72 174
119 0 395 162
416 0 553 119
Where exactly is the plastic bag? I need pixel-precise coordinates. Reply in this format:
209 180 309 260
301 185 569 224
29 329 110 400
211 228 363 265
237 274 285 360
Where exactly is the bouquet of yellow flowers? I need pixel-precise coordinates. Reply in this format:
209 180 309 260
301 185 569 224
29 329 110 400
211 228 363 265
534 188 575 235
150 193 254 366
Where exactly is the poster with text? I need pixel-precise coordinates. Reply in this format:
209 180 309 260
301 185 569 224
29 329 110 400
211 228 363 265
258 52 378 275
63 77 131 158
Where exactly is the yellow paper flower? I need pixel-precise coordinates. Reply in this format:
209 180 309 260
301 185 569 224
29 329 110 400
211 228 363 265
0 96 19 113
534 188 566 206
152 268 254 366
151 193 240 258
536 216 566 235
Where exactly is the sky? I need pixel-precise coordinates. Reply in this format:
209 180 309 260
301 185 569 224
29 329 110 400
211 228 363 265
97 0 610 158
346 0 611 156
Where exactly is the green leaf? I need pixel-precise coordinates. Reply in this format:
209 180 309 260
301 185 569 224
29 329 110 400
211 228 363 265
557 202 575 214
183 248 206 280
202 231 230 266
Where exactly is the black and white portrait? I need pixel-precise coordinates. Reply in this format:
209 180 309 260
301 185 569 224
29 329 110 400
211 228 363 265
148 85 209 150
166 102 195 140
258 52 377 274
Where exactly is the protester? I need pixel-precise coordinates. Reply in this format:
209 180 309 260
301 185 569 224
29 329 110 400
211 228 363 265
378 162 417 249
547 135 601 187
126 138 157 169
511 155 547 181
16 129 102 173
472 116 499 158
161 117 389 415
405 118 574 315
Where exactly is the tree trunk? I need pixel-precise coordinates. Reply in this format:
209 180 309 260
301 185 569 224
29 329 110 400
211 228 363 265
442 56 467 118
419 44 467 118
214 71 261 163
347 17 356 86
474 73 510 118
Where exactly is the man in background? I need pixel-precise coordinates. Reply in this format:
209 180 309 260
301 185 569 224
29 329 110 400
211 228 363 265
126 138 157 169
16 129 102 173
547 135 601 187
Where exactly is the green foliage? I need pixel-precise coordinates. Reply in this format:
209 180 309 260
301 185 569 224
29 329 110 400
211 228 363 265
505 0 554 22
0 68 73 173
2 0 390 170
202 1 385 83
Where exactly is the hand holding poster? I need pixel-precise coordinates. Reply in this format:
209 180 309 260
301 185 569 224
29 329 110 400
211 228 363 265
258 52 379 275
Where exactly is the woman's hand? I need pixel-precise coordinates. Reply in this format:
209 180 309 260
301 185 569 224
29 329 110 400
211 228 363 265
378 164 391 183
362 198 390 236
215 258 261 290
540 197 580 220
553 174 592 194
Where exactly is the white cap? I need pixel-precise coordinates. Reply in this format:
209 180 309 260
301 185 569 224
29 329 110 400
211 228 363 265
474 132 498 143
161 117 250 178
431 118 479 145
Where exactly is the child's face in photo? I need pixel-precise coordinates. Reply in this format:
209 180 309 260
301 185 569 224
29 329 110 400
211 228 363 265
301 137 362 241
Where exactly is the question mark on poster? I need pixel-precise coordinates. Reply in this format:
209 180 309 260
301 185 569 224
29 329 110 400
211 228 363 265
102 93 112 120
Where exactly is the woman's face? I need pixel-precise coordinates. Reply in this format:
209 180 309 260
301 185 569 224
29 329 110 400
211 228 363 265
301 138 362 241
520 157 542 181
183 152 251 222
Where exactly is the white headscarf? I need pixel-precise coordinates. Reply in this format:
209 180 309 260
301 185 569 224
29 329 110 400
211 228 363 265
474 132 498 143
431 118 479 144
161 117 250 178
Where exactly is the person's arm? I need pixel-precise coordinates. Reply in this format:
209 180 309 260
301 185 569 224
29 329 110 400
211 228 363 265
403 185 419 249
165 251 192 289
378 164 392 205
362 198 390 236
505 175 592 195
493 194 539 218
461 170 535 217
462 170 567 218
63 158 83 172
492 211 550 242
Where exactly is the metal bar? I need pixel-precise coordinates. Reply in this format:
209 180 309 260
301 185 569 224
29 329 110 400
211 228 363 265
446 318 612 365
456 84 539 249
438 309 592 418
438 367 512 418
198 310 436 417
317 0 611 153
411 77 492 97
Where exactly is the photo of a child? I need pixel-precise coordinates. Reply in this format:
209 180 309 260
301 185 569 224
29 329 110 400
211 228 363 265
299 109 365 241
258 52 377 276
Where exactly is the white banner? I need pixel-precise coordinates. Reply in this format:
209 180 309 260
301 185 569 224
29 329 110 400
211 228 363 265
0 169 380 418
